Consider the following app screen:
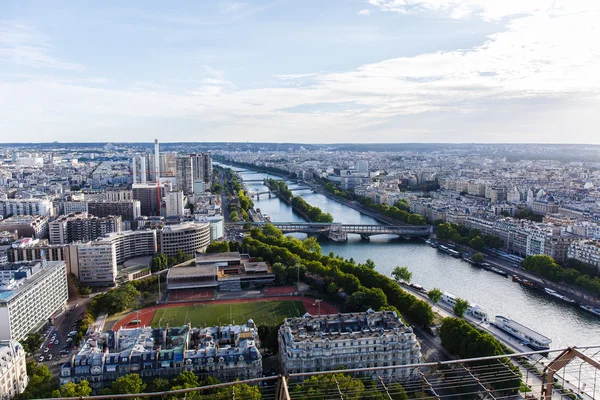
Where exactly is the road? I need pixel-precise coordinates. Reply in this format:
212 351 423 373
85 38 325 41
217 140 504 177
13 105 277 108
35 296 91 375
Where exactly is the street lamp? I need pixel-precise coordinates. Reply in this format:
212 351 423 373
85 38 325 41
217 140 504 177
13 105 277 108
314 299 323 316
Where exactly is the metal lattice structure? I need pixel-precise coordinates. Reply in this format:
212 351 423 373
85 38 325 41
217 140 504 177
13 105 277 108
43 346 600 400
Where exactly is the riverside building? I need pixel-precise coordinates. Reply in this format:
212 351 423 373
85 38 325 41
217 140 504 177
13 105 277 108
278 310 421 380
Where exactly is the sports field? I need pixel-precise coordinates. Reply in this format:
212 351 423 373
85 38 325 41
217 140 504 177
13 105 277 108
150 300 306 327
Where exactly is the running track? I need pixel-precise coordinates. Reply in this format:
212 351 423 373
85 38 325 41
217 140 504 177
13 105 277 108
112 296 338 330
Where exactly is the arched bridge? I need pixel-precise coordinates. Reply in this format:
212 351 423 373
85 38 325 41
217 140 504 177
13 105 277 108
229 222 433 242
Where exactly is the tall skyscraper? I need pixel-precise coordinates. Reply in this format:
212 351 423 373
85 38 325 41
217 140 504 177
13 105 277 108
176 156 194 195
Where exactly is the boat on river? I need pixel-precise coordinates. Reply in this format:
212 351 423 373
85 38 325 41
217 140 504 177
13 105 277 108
438 244 461 258
543 288 577 304
512 275 540 289
493 316 552 350
479 263 509 278
580 304 600 317
441 292 488 320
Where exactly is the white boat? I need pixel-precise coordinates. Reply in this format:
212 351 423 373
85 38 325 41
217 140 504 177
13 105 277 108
580 304 600 317
493 316 552 350
441 292 488 320
543 288 577 304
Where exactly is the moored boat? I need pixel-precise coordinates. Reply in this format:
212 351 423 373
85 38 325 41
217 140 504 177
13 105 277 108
543 288 577 304
580 304 600 317
441 292 488 320
493 316 551 350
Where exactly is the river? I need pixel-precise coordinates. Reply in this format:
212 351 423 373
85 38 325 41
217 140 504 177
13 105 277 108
218 164 600 350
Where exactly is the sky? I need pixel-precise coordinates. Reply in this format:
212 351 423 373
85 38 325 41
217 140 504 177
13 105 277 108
0 0 599 144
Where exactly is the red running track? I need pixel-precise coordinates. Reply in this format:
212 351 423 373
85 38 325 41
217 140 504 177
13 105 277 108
113 296 338 331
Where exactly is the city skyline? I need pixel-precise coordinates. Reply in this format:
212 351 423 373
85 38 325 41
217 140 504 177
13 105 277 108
1 0 599 143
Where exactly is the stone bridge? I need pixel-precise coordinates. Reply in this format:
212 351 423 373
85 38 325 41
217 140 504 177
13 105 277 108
229 221 433 242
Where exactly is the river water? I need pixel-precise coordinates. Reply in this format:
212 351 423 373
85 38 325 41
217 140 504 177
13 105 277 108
219 164 600 350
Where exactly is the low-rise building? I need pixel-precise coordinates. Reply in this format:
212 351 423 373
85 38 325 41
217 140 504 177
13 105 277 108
278 310 421 380
0 199 53 218
60 322 261 389
0 261 68 340
0 340 28 399
0 215 49 239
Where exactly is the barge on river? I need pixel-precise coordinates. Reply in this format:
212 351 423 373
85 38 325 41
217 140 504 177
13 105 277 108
493 316 552 350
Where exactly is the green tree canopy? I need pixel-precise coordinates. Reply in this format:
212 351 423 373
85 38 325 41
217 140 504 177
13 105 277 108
111 373 146 395
453 298 470 318
391 266 412 283
469 236 485 251
59 380 92 397
472 252 485 263
427 288 443 303
206 241 231 253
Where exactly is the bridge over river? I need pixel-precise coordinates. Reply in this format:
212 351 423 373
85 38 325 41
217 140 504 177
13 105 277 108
228 221 433 241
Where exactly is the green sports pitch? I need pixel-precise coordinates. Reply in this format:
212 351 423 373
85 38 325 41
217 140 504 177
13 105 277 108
150 301 306 327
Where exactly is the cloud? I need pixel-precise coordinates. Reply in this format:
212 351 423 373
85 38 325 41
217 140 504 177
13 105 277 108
358 9 371 16
0 21 84 71
218 1 247 13
1 1 599 143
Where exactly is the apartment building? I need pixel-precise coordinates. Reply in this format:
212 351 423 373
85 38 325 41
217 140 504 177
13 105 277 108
165 191 185 217
567 240 600 273
278 310 421 380
88 200 141 221
0 340 28 399
49 213 121 245
159 222 211 257
60 322 261 389
0 216 49 239
0 261 68 340
0 199 53 218
76 242 118 286
62 201 89 215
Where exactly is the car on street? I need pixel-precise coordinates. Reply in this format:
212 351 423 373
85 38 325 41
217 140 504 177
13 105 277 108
38 356 44 362
44 347 49 353
47 354 52 360
54 340 59 345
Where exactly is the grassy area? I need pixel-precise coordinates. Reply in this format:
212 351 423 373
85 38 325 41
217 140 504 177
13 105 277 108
151 301 306 327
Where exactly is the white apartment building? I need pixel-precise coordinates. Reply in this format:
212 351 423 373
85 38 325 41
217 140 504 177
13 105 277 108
76 242 118 286
568 240 600 273
0 261 68 340
279 310 421 380
0 339 28 399
165 191 184 217
62 201 89 215
159 222 211 257
0 199 53 218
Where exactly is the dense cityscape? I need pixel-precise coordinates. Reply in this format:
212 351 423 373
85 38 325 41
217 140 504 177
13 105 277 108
0 142 598 399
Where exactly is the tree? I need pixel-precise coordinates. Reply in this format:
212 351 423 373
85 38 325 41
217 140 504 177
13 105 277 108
216 384 262 400
388 383 409 400
427 288 443 303
206 241 231 253
229 210 239 222
409 299 435 326
302 237 322 254
472 252 485 263
391 266 412 283
327 282 338 294
111 373 146 395
172 370 199 388
293 373 365 400
22 332 43 354
364 258 376 269
469 236 485 251
59 380 92 397
453 298 470 318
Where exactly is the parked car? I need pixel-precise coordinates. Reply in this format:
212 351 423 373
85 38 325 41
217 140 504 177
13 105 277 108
38 356 44 362
43 347 49 353
54 340 59 345
47 354 52 360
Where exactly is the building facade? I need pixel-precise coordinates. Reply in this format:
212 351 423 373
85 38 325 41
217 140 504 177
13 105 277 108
49 213 121 245
568 240 600 273
60 322 261 389
0 340 28 399
0 261 68 340
159 222 211 257
278 310 421 380
0 216 49 239
0 199 53 218
165 191 185 217
76 243 118 286
88 200 141 221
